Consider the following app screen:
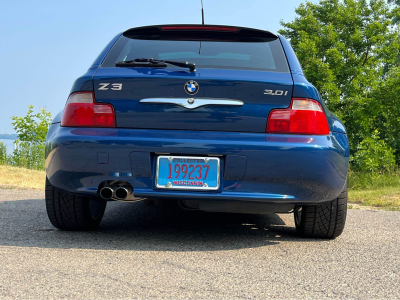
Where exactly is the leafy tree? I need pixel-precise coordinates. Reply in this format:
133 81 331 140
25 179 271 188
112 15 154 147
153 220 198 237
279 0 400 171
11 142 46 170
388 0 400 23
11 105 52 144
279 0 399 111
350 130 396 172
10 105 52 170
366 67 400 161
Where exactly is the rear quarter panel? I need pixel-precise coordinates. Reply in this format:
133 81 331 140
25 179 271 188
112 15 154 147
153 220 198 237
279 35 347 134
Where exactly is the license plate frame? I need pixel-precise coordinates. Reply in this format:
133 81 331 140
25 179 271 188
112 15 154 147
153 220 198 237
156 155 220 190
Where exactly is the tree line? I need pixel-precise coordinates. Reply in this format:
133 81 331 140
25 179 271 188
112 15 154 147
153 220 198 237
280 0 400 172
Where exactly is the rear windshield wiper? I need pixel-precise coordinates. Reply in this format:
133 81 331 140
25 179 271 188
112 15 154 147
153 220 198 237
115 58 196 72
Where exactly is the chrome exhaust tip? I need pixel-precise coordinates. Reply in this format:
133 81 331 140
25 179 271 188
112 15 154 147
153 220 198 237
114 186 132 200
99 187 114 200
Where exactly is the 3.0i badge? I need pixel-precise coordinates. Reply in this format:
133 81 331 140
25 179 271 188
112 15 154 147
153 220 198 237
184 80 199 95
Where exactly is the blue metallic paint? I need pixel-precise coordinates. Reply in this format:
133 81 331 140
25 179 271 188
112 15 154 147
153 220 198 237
93 68 293 133
46 28 349 207
46 126 348 204
69 68 97 94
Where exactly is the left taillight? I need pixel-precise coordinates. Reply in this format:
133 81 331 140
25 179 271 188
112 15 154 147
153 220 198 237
61 92 116 128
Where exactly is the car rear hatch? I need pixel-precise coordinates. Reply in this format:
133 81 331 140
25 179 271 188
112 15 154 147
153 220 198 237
93 25 293 133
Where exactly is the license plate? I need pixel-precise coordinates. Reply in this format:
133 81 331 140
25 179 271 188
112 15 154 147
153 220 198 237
156 156 220 190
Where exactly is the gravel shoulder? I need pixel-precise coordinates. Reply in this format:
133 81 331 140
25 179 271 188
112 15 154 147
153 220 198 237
0 189 399 299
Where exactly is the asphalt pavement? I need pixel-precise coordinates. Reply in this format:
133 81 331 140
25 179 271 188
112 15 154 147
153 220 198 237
0 189 399 299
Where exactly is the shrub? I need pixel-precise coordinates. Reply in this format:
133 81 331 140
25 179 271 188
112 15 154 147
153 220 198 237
9 105 52 170
11 141 45 171
11 105 51 144
0 142 8 165
350 131 396 173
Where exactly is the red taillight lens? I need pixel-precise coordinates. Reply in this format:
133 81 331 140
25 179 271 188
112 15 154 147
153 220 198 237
266 99 330 135
161 26 238 32
61 92 116 127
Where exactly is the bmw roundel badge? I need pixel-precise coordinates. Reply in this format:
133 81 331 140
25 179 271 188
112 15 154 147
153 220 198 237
184 80 199 95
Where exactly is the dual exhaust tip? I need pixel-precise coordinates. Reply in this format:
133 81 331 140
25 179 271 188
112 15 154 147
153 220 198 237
99 184 133 201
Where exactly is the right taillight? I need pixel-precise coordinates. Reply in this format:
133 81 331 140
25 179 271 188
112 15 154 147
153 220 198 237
266 98 330 135
61 92 116 128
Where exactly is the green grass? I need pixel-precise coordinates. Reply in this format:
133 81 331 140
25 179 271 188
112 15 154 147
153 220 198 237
348 170 400 211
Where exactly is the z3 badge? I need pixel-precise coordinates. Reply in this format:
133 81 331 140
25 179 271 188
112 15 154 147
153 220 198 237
98 83 123 90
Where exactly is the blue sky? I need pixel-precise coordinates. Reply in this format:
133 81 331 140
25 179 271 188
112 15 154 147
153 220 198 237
0 0 316 133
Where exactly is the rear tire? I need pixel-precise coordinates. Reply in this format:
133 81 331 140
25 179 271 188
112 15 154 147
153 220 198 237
45 178 107 231
294 183 347 239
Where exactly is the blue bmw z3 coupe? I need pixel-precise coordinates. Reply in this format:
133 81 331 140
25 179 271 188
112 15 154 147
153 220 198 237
45 25 349 238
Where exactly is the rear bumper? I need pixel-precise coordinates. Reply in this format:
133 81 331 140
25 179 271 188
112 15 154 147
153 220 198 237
45 125 349 204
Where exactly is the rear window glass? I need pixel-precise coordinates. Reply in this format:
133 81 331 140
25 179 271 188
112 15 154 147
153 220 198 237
101 36 289 73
